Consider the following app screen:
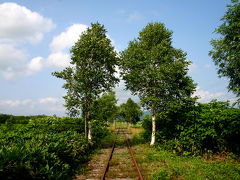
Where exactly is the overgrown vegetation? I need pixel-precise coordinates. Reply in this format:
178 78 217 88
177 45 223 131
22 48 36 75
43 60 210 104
142 100 240 155
0 116 109 179
133 143 240 180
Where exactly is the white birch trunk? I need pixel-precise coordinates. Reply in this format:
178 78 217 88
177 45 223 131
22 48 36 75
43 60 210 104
150 102 156 146
88 121 92 140
84 114 87 139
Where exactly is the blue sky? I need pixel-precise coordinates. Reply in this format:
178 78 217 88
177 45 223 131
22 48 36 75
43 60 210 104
0 0 236 116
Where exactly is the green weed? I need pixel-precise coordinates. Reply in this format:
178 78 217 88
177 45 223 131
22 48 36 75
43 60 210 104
133 144 240 180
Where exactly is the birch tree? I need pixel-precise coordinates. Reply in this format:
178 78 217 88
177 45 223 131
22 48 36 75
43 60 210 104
209 0 240 98
53 22 119 140
120 22 195 145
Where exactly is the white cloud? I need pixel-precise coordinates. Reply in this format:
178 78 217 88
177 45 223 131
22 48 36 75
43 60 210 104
188 63 198 74
193 87 237 103
46 52 70 68
0 97 65 116
27 57 43 74
0 20 115 79
128 11 142 22
0 100 21 107
0 44 26 71
0 44 28 80
0 3 54 81
205 64 211 69
0 2 55 44
22 99 32 105
0 44 44 80
46 24 87 68
47 23 118 69
39 97 58 104
50 24 87 52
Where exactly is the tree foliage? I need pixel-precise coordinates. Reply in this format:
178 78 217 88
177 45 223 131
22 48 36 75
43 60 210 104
118 98 142 125
209 0 240 97
120 22 196 145
91 91 118 124
52 22 119 139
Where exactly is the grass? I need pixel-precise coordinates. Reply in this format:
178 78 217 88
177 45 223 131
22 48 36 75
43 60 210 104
132 143 240 180
129 126 143 135
98 131 116 148
100 123 240 179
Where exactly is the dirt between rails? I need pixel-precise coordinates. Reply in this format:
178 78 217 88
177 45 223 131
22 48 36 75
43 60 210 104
73 147 112 180
73 132 140 180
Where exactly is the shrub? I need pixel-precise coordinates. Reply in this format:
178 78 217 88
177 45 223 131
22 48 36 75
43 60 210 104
0 116 107 179
142 100 240 155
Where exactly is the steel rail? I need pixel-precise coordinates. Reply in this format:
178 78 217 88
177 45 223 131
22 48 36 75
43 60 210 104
124 134 143 180
101 128 143 180
100 130 118 180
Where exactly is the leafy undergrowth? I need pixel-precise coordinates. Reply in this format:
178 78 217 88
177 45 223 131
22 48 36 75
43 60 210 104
133 143 240 180
0 117 109 179
97 131 116 148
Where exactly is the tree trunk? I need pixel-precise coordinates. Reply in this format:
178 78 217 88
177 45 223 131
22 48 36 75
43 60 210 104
150 76 157 146
84 111 88 139
127 121 130 128
150 102 156 146
88 121 92 140
84 98 89 140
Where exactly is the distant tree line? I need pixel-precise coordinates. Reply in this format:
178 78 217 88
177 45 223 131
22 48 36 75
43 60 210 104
0 114 47 124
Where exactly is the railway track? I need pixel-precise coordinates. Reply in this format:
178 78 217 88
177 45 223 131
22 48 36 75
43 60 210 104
101 128 143 180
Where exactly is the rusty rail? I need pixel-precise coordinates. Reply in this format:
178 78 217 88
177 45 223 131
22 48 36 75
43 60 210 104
101 128 143 180
125 134 143 180
100 130 118 180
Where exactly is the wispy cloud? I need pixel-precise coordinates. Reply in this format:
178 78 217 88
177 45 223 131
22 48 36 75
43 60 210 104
0 2 55 81
0 97 65 116
193 86 237 104
0 44 44 81
127 11 142 23
205 63 211 69
0 2 55 44
188 63 198 74
46 23 117 69
116 9 125 15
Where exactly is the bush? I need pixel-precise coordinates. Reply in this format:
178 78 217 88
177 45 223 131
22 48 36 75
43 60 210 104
141 115 152 141
91 119 109 143
152 169 170 180
178 100 240 154
142 100 240 155
0 116 107 179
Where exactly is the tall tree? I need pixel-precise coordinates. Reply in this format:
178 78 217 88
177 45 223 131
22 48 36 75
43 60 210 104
91 91 118 124
53 22 119 140
119 98 142 127
120 22 195 145
209 0 240 98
